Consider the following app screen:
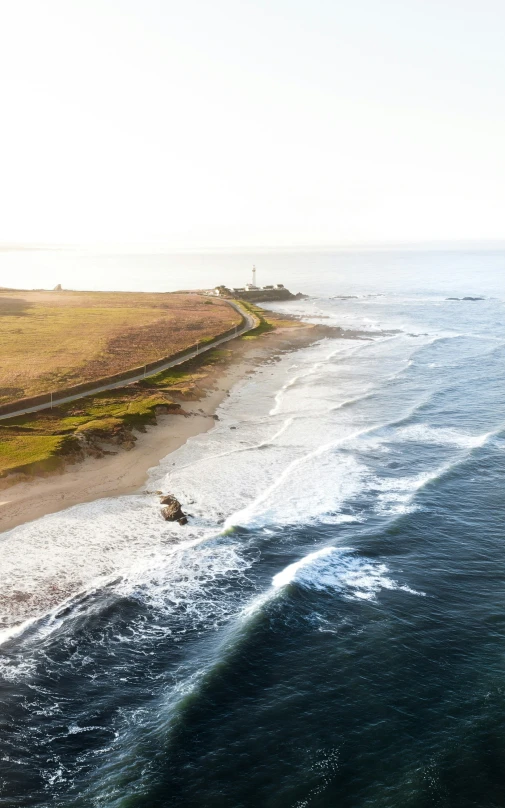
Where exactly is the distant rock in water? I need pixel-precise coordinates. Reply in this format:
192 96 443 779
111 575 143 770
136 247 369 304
160 494 188 524
446 296 485 301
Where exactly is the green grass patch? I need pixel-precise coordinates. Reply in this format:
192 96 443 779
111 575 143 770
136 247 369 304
0 329 238 483
238 300 274 338
0 413 92 435
143 367 198 388
76 417 123 434
139 349 230 391
0 435 67 476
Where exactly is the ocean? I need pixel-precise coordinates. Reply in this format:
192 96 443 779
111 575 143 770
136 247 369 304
2 247 505 806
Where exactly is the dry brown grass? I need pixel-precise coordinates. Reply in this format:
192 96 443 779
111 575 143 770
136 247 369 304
0 290 240 403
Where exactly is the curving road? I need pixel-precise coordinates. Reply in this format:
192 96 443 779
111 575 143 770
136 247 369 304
0 299 258 422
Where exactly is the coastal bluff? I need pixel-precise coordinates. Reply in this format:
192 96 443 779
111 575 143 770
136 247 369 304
210 286 307 303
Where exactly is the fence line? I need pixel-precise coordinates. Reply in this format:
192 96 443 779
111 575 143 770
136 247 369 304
0 300 255 420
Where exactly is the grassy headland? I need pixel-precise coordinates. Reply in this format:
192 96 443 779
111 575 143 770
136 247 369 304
0 298 299 485
0 290 240 404
0 347 234 481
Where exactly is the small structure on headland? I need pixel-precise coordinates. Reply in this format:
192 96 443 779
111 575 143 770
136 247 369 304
210 267 304 302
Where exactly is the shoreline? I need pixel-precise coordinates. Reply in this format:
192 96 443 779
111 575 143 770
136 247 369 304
0 323 342 535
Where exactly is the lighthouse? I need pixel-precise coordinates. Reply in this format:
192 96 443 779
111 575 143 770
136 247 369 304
245 265 259 291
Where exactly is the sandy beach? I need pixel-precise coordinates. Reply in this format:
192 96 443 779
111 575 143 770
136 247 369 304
0 323 336 535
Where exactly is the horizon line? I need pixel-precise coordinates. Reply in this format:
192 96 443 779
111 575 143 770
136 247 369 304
2 238 505 254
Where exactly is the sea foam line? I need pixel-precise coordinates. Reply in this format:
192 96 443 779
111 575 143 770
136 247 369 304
223 400 435 529
371 429 495 516
271 545 425 600
167 416 295 474
268 338 375 416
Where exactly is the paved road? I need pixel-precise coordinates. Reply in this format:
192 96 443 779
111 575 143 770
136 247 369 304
0 300 258 422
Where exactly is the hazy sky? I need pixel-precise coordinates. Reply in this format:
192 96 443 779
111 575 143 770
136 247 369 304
1 0 505 248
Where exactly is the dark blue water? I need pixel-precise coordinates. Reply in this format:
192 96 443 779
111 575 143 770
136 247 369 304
2 250 505 806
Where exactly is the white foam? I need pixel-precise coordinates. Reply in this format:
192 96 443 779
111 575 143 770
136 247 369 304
0 495 219 636
272 546 425 601
114 540 252 622
0 535 256 689
369 441 490 516
223 437 367 530
269 376 302 415
268 340 360 416
222 402 446 530
396 424 491 449
172 416 295 472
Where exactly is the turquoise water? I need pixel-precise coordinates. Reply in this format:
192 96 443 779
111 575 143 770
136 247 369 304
1 249 505 806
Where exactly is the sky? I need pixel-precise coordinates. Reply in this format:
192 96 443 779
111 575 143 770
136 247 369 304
1 0 505 249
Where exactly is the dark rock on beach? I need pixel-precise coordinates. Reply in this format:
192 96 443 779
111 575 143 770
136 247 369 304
161 503 185 521
160 494 188 523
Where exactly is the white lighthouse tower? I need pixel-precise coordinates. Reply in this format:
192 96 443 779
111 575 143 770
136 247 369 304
245 265 258 291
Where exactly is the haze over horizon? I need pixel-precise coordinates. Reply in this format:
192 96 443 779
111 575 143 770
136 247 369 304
1 0 505 249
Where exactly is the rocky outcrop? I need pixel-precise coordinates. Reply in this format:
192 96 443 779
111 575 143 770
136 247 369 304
74 423 137 459
160 494 188 525
233 288 308 303
446 296 485 301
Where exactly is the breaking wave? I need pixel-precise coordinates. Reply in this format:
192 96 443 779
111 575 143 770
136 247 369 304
272 546 425 601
